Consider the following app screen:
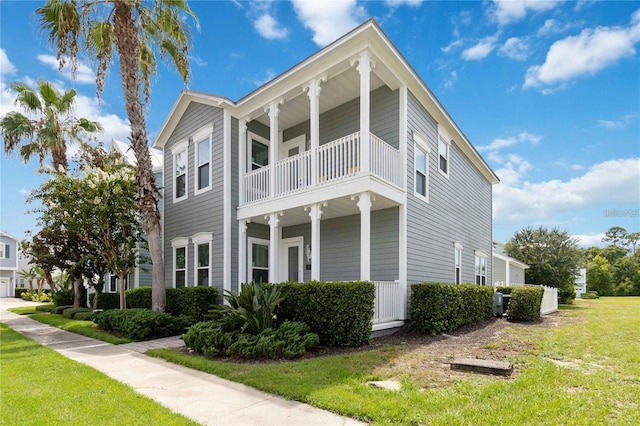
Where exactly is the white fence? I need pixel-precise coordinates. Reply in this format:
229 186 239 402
372 280 403 325
493 282 558 315
242 131 402 204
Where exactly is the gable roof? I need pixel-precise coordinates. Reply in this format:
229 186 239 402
153 19 498 184
0 231 19 242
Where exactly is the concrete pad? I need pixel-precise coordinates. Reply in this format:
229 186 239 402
450 358 513 376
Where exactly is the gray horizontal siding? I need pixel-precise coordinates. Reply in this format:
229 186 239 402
492 257 506 283
406 90 493 289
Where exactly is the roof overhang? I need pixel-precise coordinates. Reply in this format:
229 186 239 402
493 251 530 269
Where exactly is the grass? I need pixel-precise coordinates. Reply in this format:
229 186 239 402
8 306 41 315
28 313 132 345
0 323 198 426
149 297 640 425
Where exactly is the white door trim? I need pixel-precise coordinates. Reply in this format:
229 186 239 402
248 237 270 283
279 236 304 282
279 134 306 161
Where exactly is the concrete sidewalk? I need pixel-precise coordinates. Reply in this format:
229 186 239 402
0 298 363 426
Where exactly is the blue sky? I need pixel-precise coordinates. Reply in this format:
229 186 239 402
1 0 639 246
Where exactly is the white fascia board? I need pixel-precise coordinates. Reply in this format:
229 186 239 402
493 252 530 269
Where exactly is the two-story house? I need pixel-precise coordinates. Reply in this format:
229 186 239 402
0 231 20 297
153 19 498 330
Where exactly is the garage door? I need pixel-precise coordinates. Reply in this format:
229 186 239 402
0 278 9 298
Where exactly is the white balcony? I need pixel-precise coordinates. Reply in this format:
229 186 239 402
242 131 402 206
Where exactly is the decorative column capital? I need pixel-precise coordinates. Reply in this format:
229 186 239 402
303 75 327 99
265 211 284 228
304 202 328 220
239 118 248 133
264 99 283 118
351 192 374 211
350 51 376 74
240 219 250 234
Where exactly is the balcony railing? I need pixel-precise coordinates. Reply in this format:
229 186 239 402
373 280 403 324
242 131 402 205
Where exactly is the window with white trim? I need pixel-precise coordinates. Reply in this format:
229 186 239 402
248 237 269 283
475 252 487 285
248 132 269 170
438 135 450 177
172 140 188 202
171 237 189 288
454 242 463 284
0 244 7 259
413 132 430 201
193 126 213 194
192 232 213 287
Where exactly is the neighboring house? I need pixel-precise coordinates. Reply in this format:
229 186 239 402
574 267 587 298
102 139 164 293
0 231 19 297
152 19 498 330
492 241 529 285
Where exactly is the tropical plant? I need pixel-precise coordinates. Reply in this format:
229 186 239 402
0 79 101 171
209 283 290 335
18 267 36 291
36 0 198 312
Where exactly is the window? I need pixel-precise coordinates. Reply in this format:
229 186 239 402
454 242 463 284
475 252 487 285
413 132 430 201
110 275 119 292
19 279 25 288
171 237 189 288
438 135 449 177
196 137 210 192
248 132 269 170
0 244 8 259
192 232 213 287
172 140 188 202
248 238 269 283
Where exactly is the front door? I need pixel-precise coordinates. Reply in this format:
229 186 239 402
280 237 303 282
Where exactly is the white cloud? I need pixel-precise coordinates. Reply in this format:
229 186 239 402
441 39 463 54
385 0 423 7
0 48 16 76
37 54 95 84
292 0 366 46
499 37 530 61
596 113 639 129
490 0 561 26
190 56 207 67
524 9 640 91
254 14 289 39
478 131 541 152
573 233 606 248
493 158 640 223
444 70 458 88
462 34 499 60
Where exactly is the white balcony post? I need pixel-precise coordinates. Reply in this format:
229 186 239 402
238 219 249 286
353 192 373 281
238 118 247 204
266 212 282 283
305 77 325 186
305 202 327 281
355 52 372 173
265 101 281 197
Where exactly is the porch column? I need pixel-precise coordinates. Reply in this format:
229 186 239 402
505 261 510 285
266 212 283 283
305 77 325 186
238 118 247 204
238 219 249 285
305 202 327 281
265 101 281 197
353 192 373 281
355 52 373 173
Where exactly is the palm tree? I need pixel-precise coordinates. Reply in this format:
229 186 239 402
18 267 36 291
36 0 198 311
0 80 102 171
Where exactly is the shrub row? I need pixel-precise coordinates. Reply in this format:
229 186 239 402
62 308 93 319
88 286 218 321
409 283 494 334
183 320 319 359
276 281 375 347
506 286 544 321
35 304 54 312
94 309 189 340
20 290 52 303
495 286 512 295
581 291 599 299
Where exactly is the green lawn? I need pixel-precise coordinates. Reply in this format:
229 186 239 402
28 313 132 345
149 297 640 425
0 323 198 426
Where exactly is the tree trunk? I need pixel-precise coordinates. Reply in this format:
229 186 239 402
113 1 165 312
51 145 68 172
73 276 82 308
118 273 127 310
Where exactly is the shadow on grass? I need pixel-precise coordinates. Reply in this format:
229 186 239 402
559 304 588 311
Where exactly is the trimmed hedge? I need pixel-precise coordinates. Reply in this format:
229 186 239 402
183 320 319 359
495 286 512 295
581 291 599 299
506 286 544 321
35 304 55 312
89 293 121 310
93 309 189 340
62 308 93 319
74 311 95 321
15 288 30 298
52 305 73 314
126 287 218 321
276 281 375 347
409 283 494 334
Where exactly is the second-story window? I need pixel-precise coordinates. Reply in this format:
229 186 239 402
196 137 210 193
413 132 430 201
248 132 269 170
172 140 188 202
438 135 450 177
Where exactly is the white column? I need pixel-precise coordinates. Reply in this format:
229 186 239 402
353 192 372 281
223 110 232 297
305 202 327 281
238 118 247 204
266 101 281 197
305 77 325 186
238 219 248 285
356 52 372 173
266 212 282 283
505 261 510 285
